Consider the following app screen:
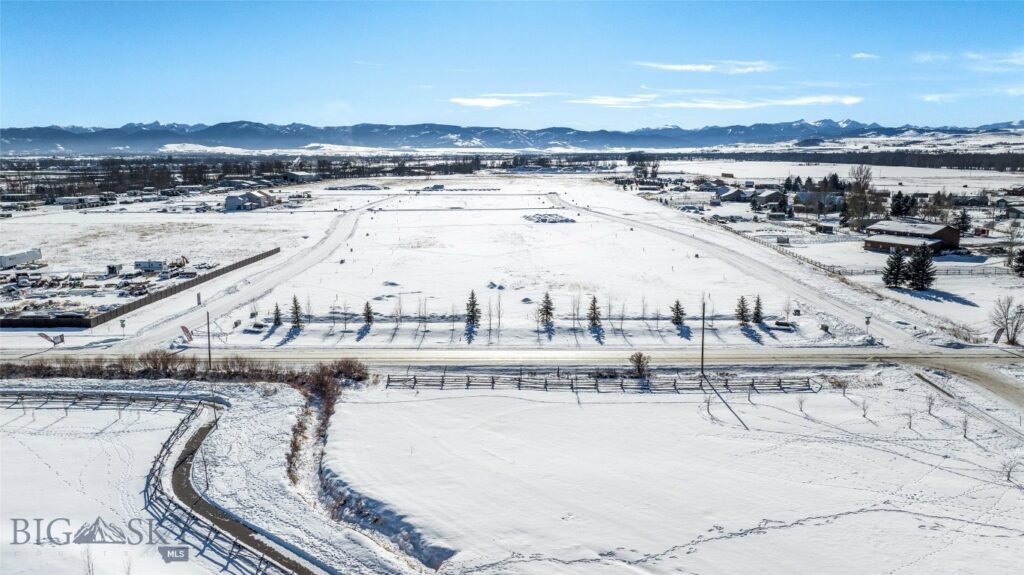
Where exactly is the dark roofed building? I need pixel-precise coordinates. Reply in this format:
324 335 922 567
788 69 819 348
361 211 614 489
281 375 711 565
864 234 942 254
864 220 960 250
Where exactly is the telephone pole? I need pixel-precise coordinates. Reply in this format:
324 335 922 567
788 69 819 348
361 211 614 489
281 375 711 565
700 299 707 375
206 310 212 370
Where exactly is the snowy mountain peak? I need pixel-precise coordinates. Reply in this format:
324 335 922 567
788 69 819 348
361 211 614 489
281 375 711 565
3 118 1021 153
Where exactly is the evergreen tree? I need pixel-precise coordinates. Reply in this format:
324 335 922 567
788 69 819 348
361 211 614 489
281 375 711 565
362 302 374 325
828 173 842 191
538 292 554 325
466 290 481 328
752 295 764 324
290 295 304 329
890 191 906 217
669 300 685 326
907 244 936 291
783 176 793 191
736 296 750 325
793 175 803 190
955 208 972 232
1012 248 1024 277
881 250 907 288
272 303 282 326
587 295 601 328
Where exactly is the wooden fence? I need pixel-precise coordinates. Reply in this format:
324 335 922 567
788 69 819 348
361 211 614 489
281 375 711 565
0 390 293 575
385 373 820 394
0 247 280 330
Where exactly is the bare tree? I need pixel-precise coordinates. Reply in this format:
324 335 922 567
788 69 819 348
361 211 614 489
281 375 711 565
962 415 969 438
619 302 626 333
487 299 493 344
393 295 403 326
797 396 806 414
1004 460 1020 483
641 295 648 321
496 294 503 342
629 352 650 378
861 400 870 419
990 296 1024 345
570 293 581 331
925 394 935 415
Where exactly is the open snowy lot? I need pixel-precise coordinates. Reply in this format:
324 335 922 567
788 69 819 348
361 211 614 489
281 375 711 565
0 398 210 574
3 167 1022 354
0 203 331 272
218 176 852 350
652 160 1024 194
325 366 1024 574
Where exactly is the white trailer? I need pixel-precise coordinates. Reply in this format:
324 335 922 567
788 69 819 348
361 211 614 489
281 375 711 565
0 248 42 269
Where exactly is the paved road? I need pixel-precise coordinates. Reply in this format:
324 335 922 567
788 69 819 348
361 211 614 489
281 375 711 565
118 195 394 353
173 421 319 575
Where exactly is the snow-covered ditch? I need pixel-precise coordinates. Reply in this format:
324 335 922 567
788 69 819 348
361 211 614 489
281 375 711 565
322 365 1024 574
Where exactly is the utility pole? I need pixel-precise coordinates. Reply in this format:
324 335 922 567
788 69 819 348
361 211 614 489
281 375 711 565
700 299 706 375
206 310 212 370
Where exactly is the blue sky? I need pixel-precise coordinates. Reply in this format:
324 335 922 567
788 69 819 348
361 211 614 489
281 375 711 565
2 1 1022 130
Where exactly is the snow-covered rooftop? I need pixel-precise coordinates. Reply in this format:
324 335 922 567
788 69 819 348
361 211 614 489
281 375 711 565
866 220 951 236
864 234 942 247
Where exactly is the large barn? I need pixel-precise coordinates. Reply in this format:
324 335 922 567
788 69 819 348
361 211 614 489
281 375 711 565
863 221 960 254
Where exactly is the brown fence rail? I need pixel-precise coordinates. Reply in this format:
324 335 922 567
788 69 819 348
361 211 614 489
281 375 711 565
385 373 820 394
1 248 280 330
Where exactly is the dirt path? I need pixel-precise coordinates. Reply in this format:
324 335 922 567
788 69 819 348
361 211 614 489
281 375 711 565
172 421 321 575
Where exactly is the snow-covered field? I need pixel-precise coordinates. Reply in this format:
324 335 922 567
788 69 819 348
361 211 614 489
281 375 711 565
0 398 210 574
325 366 1024 574
2 364 1022 574
651 160 1024 194
3 167 1023 354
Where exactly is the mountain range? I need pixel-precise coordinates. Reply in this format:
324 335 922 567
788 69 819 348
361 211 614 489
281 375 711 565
2 119 1022 155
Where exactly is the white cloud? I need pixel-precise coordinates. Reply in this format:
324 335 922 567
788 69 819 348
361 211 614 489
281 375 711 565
634 60 776 74
564 94 659 108
912 52 949 63
639 85 721 95
964 49 1024 73
654 95 862 110
567 93 862 110
1004 86 1024 97
479 92 565 98
449 97 521 108
920 93 959 103
851 52 879 60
